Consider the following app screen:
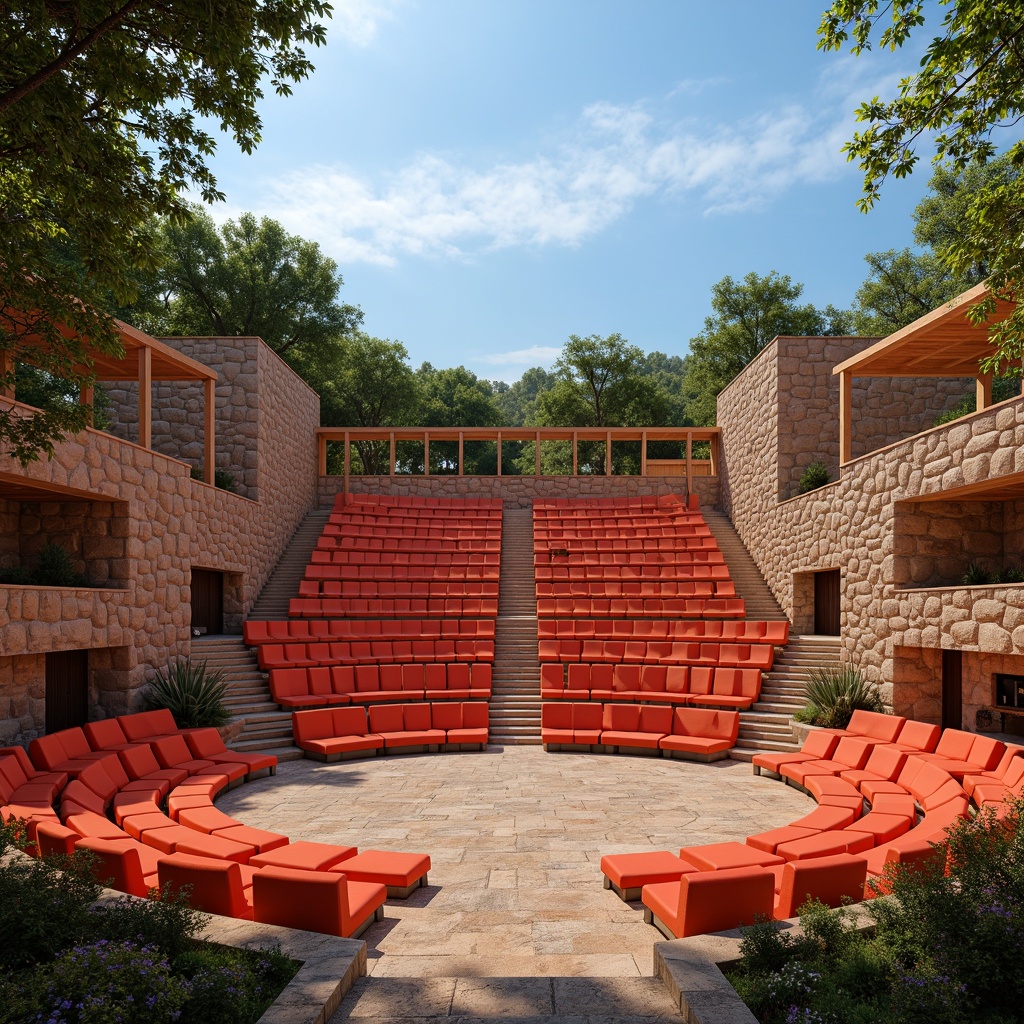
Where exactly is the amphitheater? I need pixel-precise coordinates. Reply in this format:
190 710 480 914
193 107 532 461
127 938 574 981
3 281 1024 1022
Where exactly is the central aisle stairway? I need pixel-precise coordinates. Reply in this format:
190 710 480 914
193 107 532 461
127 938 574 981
248 509 332 621
489 504 542 745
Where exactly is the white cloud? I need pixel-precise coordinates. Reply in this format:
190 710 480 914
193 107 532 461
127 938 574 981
249 65 890 265
477 345 563 368
330 0 402 47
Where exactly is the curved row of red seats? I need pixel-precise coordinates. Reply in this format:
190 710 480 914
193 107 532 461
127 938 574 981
257 639 494 671
536 550 725 566
306 561 500 581
538 640 773 671
535 597 745 619
537 580 734 598
538 619 788 644
541 702 738 760
290 598 500 618
292 702 488 761
270 662 492 708
542 663 761 709
243 618 495 645
300 576 499 595
314 548 501 565
320 536 502 551
535 564 732 582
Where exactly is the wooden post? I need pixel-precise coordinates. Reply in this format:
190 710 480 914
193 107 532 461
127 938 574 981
0 349 13 400
424 433 430 476
318 435 327 476
458 431 464 476
137 346 152 449
203 377 216 486
497 431 502 476
640 431 647 476
389 432 395 476
79 383 95 427
839 370 852 464
572 431 578 476
685 431 693 498
976 373 994 410
535 431 541 476
709 434 719 477
343 431 350 504
605 431 612 476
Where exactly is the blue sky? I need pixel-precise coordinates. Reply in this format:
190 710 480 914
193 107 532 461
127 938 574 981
205 0 938 382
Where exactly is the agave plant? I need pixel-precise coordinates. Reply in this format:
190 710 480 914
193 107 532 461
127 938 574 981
144 657 229 730
794 665 884 730
962 562 994 586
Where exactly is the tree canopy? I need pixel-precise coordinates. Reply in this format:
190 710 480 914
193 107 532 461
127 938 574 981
818 0 1024 371
0 0 329 462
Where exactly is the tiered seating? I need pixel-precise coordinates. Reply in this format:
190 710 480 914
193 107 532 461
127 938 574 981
16 712 431 939
600 711 1022 939
536 497 782 736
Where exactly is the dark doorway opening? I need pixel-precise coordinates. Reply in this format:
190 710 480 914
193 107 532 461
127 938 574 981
45 649 89 732
941 649 963 731
191 568 224 635
814 569 841 636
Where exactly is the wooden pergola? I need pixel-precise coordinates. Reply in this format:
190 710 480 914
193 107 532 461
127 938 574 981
317 425 720 497
0 318 219 482
833 283 1020 464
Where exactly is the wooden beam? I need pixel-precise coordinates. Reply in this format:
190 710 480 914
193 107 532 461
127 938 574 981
0 349 12 400
605 431 612 476
137 346 152 449
535 431 541 476
685 431 692 497
389 432 395 476
203 377 216 487
839 370 852 464
976 373 993 410
458 431 464 476
318 436 327 476
496 431 502 476
640 431 647 475
709 434 719 477
343 431 350 504
424 433 430 476
572 431 578 476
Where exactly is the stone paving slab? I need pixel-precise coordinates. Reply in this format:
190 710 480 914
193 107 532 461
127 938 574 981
220 746 812 1020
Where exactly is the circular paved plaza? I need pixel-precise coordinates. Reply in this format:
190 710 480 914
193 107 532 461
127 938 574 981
221 747 813 1021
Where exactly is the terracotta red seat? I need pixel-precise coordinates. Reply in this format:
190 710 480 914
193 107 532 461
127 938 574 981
249 840 358 872
65 809 129 841
293 707 382 760
111 790 162 825
888 719 940 754
840 743 907 792
78 836 164 898
773 854 869 919
118 745 188 790
176 805 289 854
150 734 247 784
158 852 254 919
917 732 1005 778
642 865 776 939
659 707 739 761
183 728 277 777
827 709 905 745
252 866 386 938
962 745 1024 798
117 710 181 743
753 730 841 777
781 737 874 786
82 719 141 753
775 829 874 861
29 729 108 775
327 848 431 898
600 850 699 901
35 820 80 857
368 703 445 750
600 704 671 751
678 841 784 872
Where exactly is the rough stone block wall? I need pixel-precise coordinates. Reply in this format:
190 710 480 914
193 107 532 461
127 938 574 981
719 337 1024 725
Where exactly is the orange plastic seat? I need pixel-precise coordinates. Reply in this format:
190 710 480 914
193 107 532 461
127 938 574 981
249 839 357 872
600 850 699 901
158 852 253 919
327 848 431 897
252 866 386 938
678 841 784 872
773 854 869 919
77 836 162 898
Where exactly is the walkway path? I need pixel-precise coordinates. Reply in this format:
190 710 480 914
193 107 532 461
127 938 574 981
220 746 812 1021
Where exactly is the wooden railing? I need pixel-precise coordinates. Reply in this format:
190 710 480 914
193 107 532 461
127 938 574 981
316 425 720 494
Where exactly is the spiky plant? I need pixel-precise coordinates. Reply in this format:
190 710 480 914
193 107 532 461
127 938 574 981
144 658 229 730
962 562 994 586
795 665 885 730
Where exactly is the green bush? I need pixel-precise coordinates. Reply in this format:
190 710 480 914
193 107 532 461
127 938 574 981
797 461 830 494
729 799 1024 1024
0 544 88 587
145 657 230 729
190 466 239 492
962 562 994 586
794 665 885 729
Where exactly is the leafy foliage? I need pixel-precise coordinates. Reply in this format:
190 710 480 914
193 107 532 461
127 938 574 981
819 1 1024 372
0 543 88 587
145 657 229 730
795 665 885 729
0 0 330 463
797 461 830 494
190 466 239 493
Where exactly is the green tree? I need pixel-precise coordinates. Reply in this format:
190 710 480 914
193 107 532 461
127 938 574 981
495 366 555 426
0 0 330 464
682 271 853 425
818 0 1024 371
537 334 669 428
137 208 362 360
414 364 502 473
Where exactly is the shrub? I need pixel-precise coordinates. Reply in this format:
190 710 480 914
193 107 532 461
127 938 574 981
961 562 994 586
797 461 830 494
999 564 1024 584
794 665 884 729
145 657 229 730
0 544 88 587
190 466 239 493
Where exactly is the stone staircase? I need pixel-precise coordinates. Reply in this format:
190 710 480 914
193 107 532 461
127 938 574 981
191 636 302 761
489 504 542 745
248 508 332 621
731 635 843 762
701 509 788 621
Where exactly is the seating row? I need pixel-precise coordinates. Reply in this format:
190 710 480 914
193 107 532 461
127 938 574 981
270 662 492 708
313 549 501 566
535 530 714 543
342 494 502 509
290 598 500 618
257 639 495 671
301 574 499 595
541 703 738 760
542 663 761 708
536 580 735 598
305 562 500 581
324 525 499 541
534 495 691 510
538 640 773 670
537 551 725 567
293 702 488 761
319 536 501 551
536 597 745 619
243 618 495 645
535 564 732 581
538 619 788 644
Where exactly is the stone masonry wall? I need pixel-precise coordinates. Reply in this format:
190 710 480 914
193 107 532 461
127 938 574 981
719 336 1024 729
